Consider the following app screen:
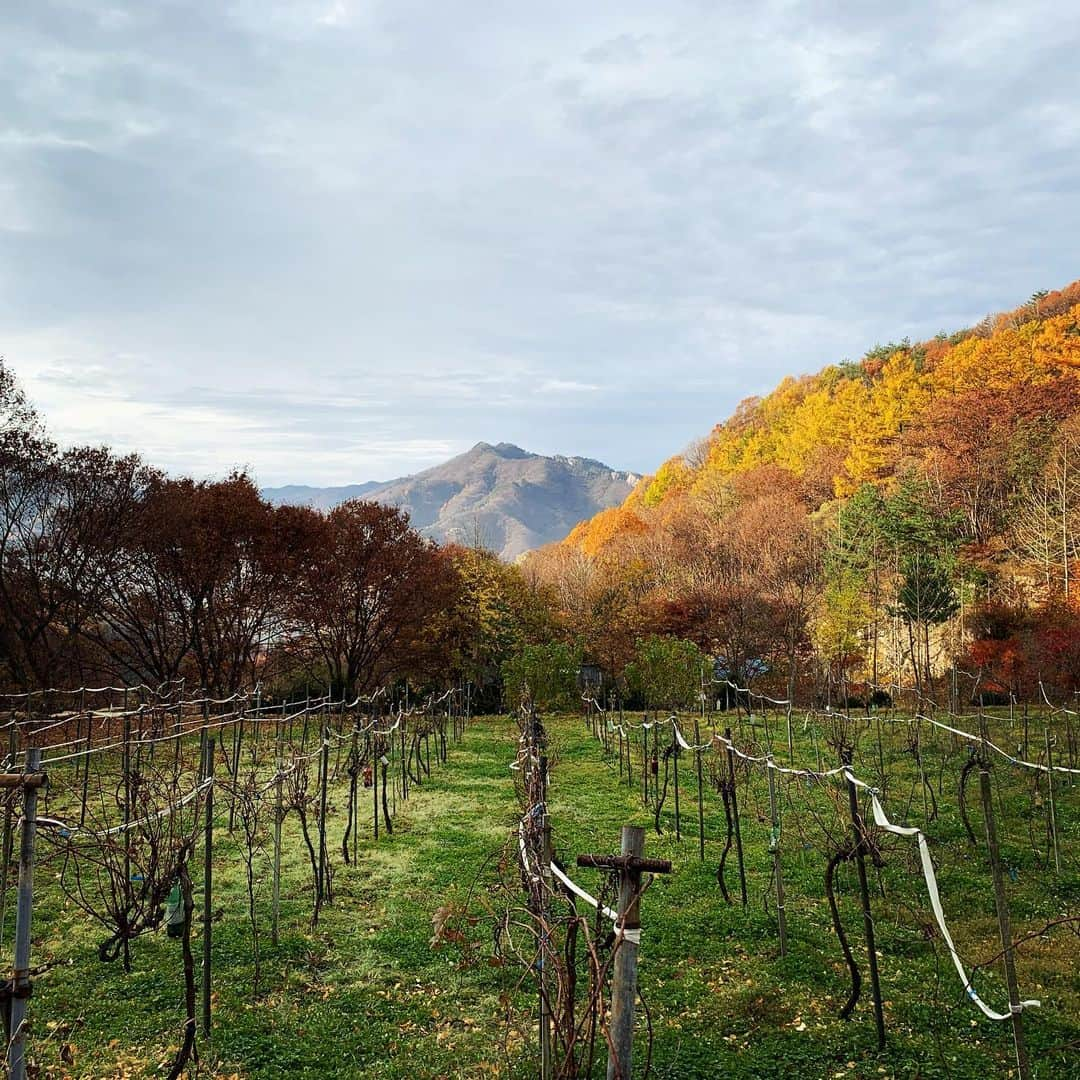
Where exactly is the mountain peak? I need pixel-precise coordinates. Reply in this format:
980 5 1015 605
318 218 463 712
262 443 634 559
470 441 530 460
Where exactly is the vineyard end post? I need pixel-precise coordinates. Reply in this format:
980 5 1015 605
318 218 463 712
577 826 671 1080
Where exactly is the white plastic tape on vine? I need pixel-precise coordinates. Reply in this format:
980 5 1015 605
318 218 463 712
520 818 639 942
844 769 1040 1021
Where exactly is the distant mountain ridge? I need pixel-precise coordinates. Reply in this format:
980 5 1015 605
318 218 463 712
262 442 638 559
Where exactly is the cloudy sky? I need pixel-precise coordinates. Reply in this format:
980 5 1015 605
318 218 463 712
3 2 1079 485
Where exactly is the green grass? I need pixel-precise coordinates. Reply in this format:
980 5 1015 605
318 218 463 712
17 710 1080 1078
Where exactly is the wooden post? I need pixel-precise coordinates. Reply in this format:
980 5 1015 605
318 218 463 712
725 728 747 907
978 760 1033 1080
577 827 671 1080
7 748 41 1080
766 756 787 957
1044 729 1060 873
843 749 885 1050
201 727 215 1044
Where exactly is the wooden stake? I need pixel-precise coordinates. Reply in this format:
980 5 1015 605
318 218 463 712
577 827 671 1080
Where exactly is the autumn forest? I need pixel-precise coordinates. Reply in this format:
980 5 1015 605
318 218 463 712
529 280 1080 709
6 282 1080 710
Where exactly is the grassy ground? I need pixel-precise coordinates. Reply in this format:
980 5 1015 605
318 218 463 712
15 709 1080 1078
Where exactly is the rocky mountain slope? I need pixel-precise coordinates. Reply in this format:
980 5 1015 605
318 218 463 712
263 442 638 559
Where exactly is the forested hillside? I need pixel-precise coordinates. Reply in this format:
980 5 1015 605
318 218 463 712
526 281 1080 704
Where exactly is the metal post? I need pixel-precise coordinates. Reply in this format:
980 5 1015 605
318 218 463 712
354 718 362 864
875 713 885 784
641 725 648 806
917 719 929 823
843 749 885 1050
695 714 705 861
318 714 329 901
7 748 41 1080
373 734 380 841
272 701 285 947
0 713 17 937
202 730 214 1043
79 689 91 827
978 760 1033 1080
725 728 747 907
786 701 794 765
673 732 681 841
766 756 787 956
228 700 244 832
122 701 132 971
380 754 391 835
1045 729 1060 873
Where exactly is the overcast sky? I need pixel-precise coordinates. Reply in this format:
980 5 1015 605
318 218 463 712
3 2 1079 485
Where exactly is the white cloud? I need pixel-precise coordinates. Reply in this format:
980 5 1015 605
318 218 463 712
539 378 602 394
1 1 1078 483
